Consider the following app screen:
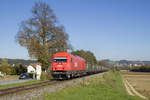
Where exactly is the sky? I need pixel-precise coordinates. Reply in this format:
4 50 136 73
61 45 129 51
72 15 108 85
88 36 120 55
0 0 150 61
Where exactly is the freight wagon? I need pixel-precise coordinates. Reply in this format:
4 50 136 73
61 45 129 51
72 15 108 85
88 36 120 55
51 52 105 79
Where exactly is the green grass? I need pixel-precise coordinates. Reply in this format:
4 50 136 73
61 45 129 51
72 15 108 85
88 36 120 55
41 72 144 100
0 75 19 80
5 75 19 79
0 80 44 89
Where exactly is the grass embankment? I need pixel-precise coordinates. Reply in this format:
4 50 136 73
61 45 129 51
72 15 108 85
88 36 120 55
42 72 143 100
0 80 43 89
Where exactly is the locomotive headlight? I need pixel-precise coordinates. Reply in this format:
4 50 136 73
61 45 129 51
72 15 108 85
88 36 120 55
57 65 62 67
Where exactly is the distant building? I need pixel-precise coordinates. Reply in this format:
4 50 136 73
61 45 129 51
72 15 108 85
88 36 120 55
12 64 15 67
27 65 36 73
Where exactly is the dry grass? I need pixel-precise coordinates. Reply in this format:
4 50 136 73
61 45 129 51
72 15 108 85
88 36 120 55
122 71 150 99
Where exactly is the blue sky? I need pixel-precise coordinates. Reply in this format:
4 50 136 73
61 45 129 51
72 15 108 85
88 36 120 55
0 0 150 61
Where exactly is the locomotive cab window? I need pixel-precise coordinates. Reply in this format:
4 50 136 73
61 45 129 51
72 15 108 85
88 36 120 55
54 57 67 62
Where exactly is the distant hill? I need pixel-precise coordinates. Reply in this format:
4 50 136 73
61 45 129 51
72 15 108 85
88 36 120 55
101 59 150 67
142 61 150 65
0 58 37 65
117 60 150 65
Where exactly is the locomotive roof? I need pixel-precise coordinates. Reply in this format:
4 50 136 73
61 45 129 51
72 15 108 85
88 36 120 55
54 52 85 60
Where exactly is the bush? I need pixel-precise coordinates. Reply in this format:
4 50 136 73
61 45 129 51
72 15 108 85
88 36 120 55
40 72 52 81
0 75 4 79
0 65 11 75
130 65 150 72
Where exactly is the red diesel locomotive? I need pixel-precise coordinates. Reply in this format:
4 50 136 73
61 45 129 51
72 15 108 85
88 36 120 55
51 52 86 79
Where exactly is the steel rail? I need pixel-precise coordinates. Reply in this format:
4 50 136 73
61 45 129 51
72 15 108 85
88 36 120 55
0 80 57 96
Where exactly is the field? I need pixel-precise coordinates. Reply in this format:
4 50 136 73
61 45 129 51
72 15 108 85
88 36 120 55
37 72 143 100
122 71 150 99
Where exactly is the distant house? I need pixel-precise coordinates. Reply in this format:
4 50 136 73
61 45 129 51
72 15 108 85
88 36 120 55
27 63 42 80
27 65 36 73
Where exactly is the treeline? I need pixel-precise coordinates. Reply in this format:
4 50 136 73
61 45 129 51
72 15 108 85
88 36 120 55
130 65 150 72
0 59 26 75
0 58 36 65
71 50 97 65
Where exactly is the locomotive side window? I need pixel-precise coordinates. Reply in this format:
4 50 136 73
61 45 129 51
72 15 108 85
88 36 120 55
70 58 72 63
54 57 67 62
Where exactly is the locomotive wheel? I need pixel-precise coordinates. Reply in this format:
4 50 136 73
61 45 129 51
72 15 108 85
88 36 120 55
67 74 71 79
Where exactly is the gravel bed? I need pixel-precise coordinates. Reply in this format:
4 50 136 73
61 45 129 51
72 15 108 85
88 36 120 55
0 72 106 100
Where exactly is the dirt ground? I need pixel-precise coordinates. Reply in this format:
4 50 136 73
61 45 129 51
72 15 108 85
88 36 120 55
122 71 150 99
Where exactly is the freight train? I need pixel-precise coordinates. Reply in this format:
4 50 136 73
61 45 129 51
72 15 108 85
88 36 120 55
51 52 105 79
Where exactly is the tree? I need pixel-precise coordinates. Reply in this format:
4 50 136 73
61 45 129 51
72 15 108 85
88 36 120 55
16 2 71 70
99 60 106 67
0 59 11 74
14 64 27 75
10 67 16 75
71 50 97 65
1 58 8 65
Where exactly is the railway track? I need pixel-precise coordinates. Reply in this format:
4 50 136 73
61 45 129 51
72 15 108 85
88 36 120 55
0 80 58 96
0 71 107 97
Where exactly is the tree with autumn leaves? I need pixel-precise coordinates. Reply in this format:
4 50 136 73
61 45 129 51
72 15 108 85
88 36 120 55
16 2 72 70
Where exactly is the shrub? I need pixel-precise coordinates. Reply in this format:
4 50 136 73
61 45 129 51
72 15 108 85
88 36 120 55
40 72 53 81
130 65 150 72
0 75 4 79
0 65 11 75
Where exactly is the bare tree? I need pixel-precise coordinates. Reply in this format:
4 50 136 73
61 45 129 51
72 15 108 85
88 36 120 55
16 2 71 70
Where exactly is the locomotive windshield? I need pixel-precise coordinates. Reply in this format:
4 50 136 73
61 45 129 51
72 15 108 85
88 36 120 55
54 57 67 62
